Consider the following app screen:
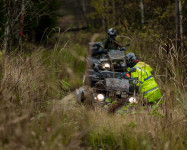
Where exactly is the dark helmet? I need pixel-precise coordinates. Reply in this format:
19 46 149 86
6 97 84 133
108 28 117 38
126 52 138 66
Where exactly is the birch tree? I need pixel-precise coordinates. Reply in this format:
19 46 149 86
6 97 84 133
140 0 145 24
179 0 183 55
18 0 26 51
175 0 184 54
81 0 89 26
3 0 27 54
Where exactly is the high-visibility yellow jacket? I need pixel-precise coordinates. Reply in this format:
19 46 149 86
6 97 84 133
128 61 162 102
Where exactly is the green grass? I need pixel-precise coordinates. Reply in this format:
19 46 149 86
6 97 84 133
42 32 88 91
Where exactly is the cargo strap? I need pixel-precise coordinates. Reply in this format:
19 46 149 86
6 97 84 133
144 86 158 94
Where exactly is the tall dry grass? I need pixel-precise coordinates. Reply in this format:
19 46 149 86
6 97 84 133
0 31 186 149
0 33 88 149
0 51 49 149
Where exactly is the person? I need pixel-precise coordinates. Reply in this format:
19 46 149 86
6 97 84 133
104 28 121 50
125 52 162 103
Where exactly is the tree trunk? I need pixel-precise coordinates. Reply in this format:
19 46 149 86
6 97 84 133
112 0 116 26
105 0 109 29
102 17 106 31
178 0 183 55
81 0 89 27
3 0 12 54
175 0 180 49
81 0 86 14
19 0 26 52
3 0 23 54
4 20 10 54
140 0 145 24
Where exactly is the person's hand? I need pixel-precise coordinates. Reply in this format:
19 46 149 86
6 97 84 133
121 72 130 79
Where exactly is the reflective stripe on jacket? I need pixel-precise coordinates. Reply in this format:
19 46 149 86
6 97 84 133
129 62 162 102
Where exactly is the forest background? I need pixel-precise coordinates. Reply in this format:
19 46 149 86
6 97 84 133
0 0 187 149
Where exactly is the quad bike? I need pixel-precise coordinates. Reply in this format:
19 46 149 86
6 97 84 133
88 42 130 72
76 66 139 113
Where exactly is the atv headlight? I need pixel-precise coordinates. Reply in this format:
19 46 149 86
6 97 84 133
103 63 110 69
97 94 105 102
129 97 137 104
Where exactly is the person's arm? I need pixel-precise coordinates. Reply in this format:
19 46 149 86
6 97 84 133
104 39 109 49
